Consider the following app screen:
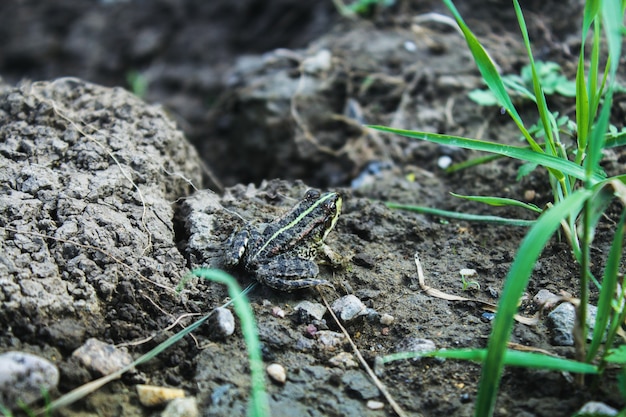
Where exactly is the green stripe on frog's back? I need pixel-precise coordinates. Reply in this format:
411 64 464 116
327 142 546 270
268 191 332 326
255 192 338 256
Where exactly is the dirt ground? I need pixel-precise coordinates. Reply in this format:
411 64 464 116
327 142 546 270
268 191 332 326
1 1 625 416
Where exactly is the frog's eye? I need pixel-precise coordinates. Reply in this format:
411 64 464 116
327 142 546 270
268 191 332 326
304 189 320 200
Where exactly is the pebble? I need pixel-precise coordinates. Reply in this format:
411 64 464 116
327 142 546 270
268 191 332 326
72 338 133 376
533 289 560 310
341 370 379 400
328 352 358 369
266 363 287 384
379 313 394 325
294 301 327 321
0 351 60 408
331 295 367 322
547 303 600 346
301 49 332 74
207 307 235 339
137 384 186 407
437 155 453 169
161 397 199 417
271 306 286 318
316 330 345 348
367 400 385 410
576 401 618 416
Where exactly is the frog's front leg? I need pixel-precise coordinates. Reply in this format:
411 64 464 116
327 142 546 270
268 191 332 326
255 257 333 291
223 229 251 267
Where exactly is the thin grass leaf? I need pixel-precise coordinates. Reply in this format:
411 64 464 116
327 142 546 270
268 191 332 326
513 0 558 156
587 208 626 362
192 269 269 417
442 0 540 152
603 0 623 80
381 349 598 374
445 153 503 173
605 130 626 148
367 125 605 183
385 202 535 226
476 189 592 417
450 193 542 213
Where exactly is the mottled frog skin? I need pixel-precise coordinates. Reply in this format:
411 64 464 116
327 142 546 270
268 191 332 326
225 189 342 291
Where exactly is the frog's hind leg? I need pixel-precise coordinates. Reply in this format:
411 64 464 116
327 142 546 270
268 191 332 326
256 259 333 291
263 275 334 291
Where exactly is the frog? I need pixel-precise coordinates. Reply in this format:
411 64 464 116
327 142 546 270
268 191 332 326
224 189 343 291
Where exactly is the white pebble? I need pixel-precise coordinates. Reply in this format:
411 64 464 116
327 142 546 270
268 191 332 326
207 307 235 339
379 313 395 325
331 295 367 321
266 363 287 384
367 400 385 410
437 155 452 169
161 397 199 417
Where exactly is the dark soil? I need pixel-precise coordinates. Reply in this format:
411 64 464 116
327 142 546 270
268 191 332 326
1 1 625 417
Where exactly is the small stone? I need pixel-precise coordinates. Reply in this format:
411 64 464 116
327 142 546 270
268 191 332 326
437 155 452 169
380 313 394 325
0 351 60 409
271 306 286 318
302 49 332 74
316 330 345 348
331 295 367 321
341 370 379 400
161 397 199 417
207 307 235 339
328 352 358 369
547 303 601 346
576 401 618 416
533 289 560 310
367 400 385 410
266 363 287 384
459 268 477 277
294 301 327 321
72 338 133 376
524 189 536 201
137 384 185 407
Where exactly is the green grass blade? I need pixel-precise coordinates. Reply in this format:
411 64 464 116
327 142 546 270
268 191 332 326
367 125 605 183
588 208 626 361
381 349 598 374
385 202 535 226
450 193 542 213
442 0 540 151
192 269 269 417
605 130 626 148
603 0 624 80
445 153 503 173
575 50 590 161
475 189 592 417
513 0 557 155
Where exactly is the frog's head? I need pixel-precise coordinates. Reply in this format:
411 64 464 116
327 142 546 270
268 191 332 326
300 189 342 242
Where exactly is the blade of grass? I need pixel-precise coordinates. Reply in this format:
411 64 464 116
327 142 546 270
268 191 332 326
475 188 592 417
442 0 540 152
381 348 598 374
385 202 535 226
367 125 605 183
192 269 269 417
587 208 626 362
513 0 559 157
449 193 542 213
